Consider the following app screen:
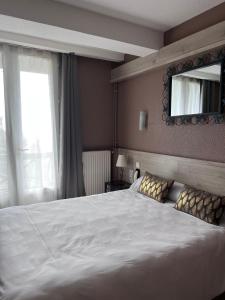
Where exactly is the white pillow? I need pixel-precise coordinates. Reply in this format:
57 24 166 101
130 176 143 192
167 181 185 202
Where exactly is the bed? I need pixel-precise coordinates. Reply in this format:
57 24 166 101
1 187 225 300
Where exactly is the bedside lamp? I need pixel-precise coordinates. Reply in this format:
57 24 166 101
116 154 128 181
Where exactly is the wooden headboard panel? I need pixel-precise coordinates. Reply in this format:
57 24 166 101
118 148 225 196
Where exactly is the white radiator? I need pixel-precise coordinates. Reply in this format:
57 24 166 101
82 150 111 195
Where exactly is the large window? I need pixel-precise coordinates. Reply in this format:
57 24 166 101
0 45 58 207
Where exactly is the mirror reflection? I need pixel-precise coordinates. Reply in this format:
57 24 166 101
170 63 221 117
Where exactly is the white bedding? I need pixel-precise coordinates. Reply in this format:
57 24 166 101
1 189 225 300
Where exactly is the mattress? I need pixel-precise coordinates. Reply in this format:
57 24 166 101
0 189 225 300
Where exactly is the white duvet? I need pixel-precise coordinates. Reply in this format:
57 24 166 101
0 189 225 300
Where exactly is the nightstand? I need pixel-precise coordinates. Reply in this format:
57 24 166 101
105 180 131 192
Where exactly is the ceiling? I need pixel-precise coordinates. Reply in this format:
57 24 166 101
55 0 224 31
0 0 223 62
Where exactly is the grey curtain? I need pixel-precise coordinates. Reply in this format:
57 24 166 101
58 53 85 199
201 80 220 113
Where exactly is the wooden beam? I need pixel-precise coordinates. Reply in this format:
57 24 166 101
0 0 163 56
111 20 225 83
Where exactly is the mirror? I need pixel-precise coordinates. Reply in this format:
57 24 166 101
170 63 222 117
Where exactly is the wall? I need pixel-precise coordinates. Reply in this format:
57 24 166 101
164 2 225 45
117 6 225 163
78 57 113 150
117 67 225 162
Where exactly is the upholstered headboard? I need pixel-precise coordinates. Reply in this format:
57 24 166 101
117 148 225 196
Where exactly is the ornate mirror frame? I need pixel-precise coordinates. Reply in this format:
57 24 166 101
162 47 225 125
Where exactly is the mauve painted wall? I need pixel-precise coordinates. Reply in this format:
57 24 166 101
117 67 225 162
117 6 225 163
78 57 113 150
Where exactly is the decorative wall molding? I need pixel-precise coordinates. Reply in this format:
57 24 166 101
111 20 225 82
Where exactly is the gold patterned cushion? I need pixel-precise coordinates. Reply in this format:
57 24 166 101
138 172 174 202
175 186 225 225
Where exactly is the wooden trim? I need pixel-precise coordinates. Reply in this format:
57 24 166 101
117 148 225 196
111 20 225 82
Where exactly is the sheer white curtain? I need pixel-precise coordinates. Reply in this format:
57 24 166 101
171 76 202 116
0 45 59 208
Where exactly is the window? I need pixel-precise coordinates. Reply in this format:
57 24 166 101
0 45 58 207
171 76 202 116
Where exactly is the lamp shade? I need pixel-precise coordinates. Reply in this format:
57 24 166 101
116 154 127 168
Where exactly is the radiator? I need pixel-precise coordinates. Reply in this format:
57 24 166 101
82 150 111 195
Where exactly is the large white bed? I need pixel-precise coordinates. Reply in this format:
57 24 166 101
1 188 225 300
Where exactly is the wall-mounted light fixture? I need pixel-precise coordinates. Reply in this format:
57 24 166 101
139 111 148 131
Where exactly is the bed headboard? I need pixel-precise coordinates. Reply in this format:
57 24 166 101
117 148 225 196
